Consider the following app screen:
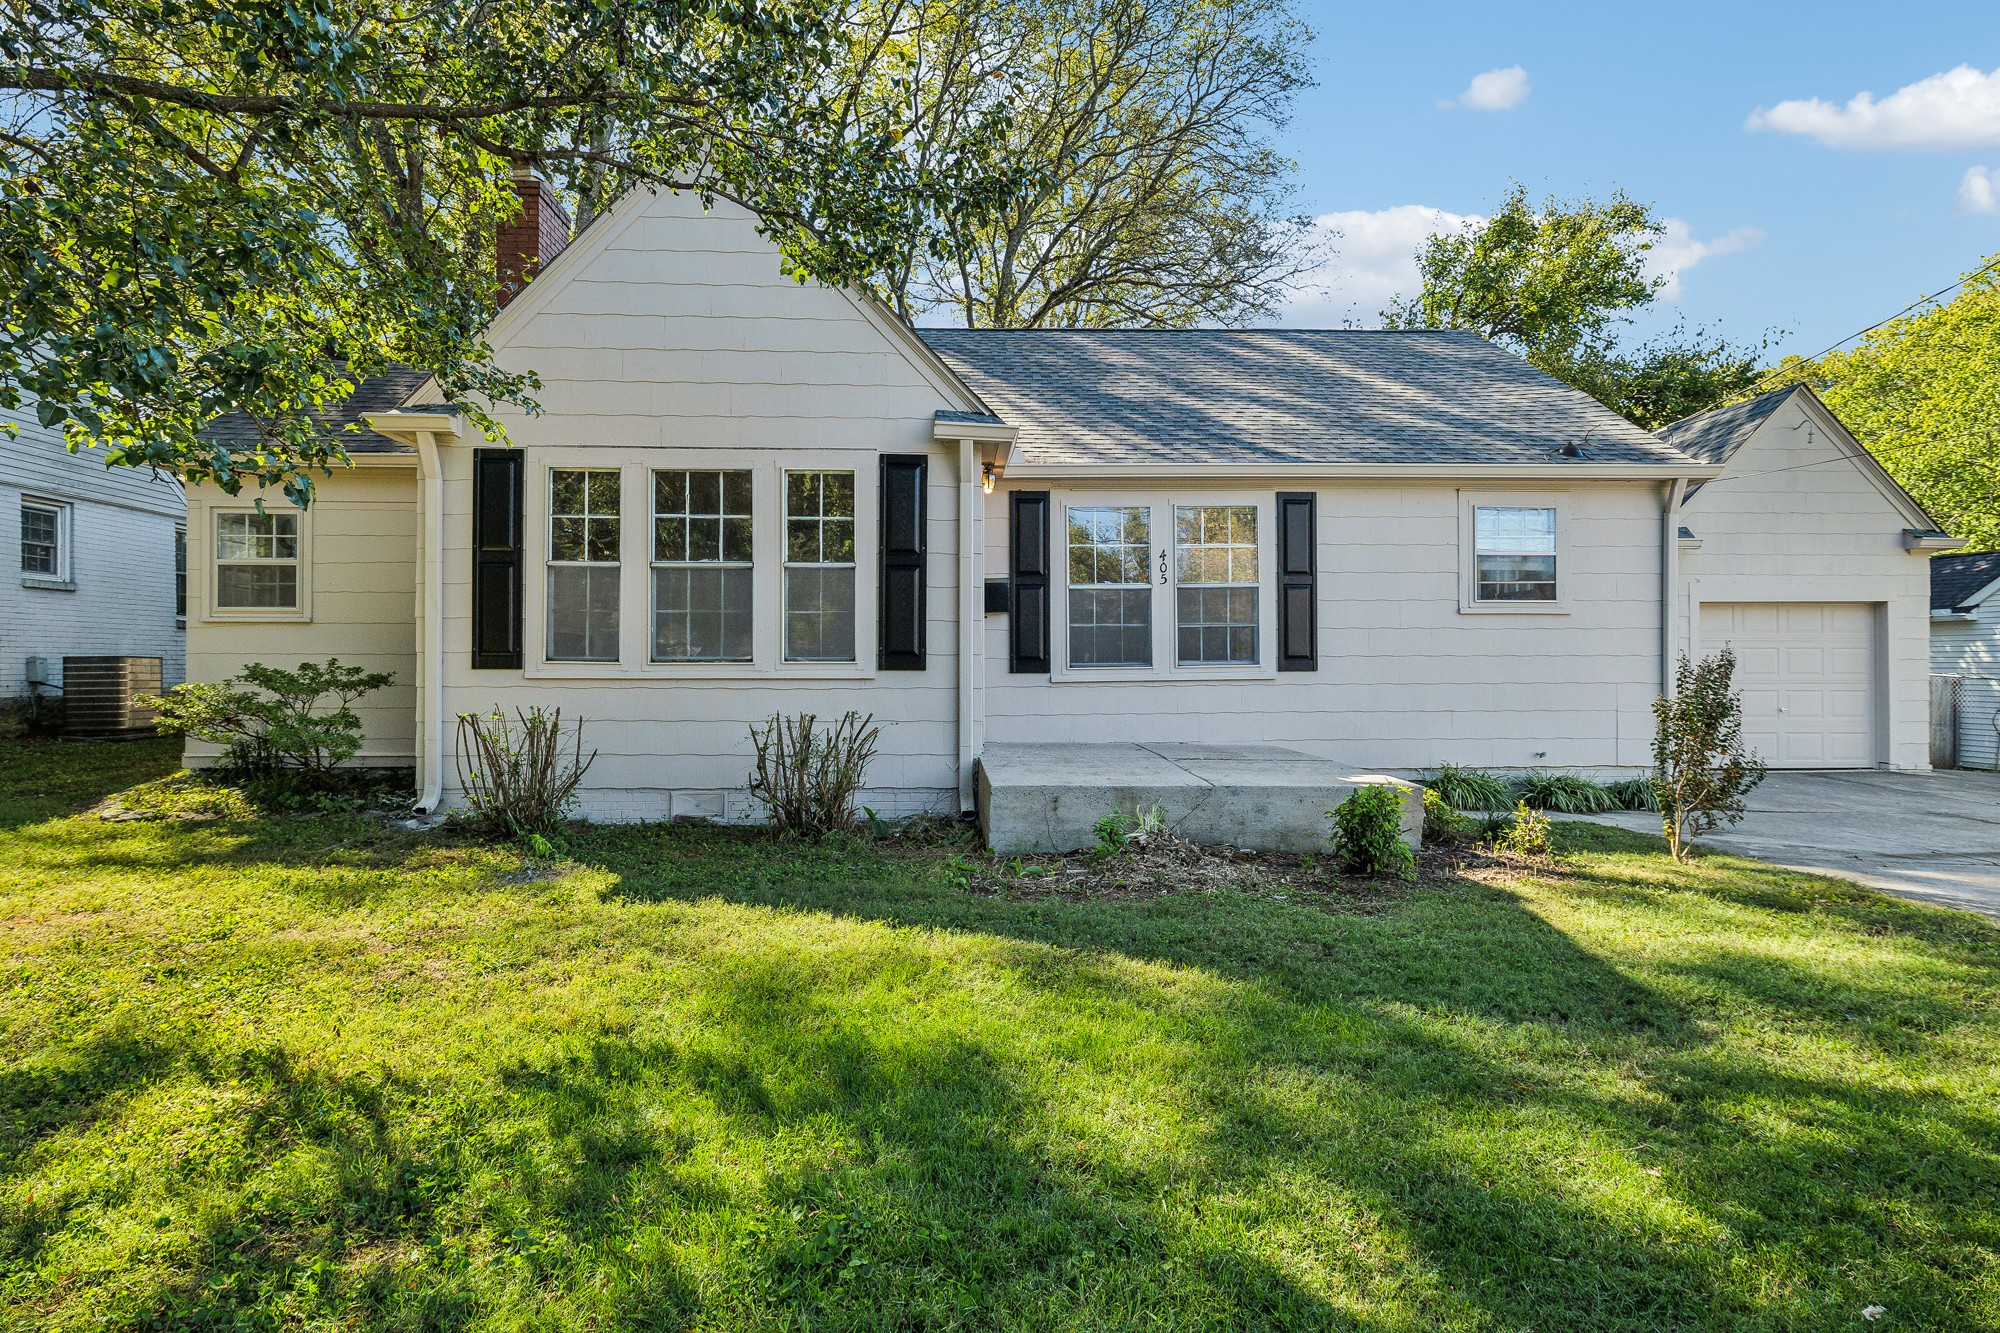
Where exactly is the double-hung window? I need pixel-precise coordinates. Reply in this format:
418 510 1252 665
1067 506 1153 668
1174 505 1258 665
1062 498 1268 674
215 510 299 608
653 469 753 662
174 526 187 619
547 469 621 661
783 470 856 662
1472 504 1558 602
20 501 63 579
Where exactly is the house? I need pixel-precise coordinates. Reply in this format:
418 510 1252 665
1930 549 2000 770
179 178 1956 840
3 399 186 715
1658 386 1958 770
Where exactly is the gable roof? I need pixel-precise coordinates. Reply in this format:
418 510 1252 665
916 328 1702 468
1656 386 1797 463
1932 549 2000 612
199 365 431 455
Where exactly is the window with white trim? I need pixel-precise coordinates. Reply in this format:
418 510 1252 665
174 525 187 619
783 470 856 662
652 469 752 662
1473 505 1558 602
1174 504 1258 664
20 501 65 579
215 510 299 608
547 468 621 661
1067 505 1153 668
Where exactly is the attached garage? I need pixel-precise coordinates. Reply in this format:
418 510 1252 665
1700 602 1879 768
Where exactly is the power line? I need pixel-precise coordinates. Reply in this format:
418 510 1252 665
1744 251 2000 395
1694 421 2000 490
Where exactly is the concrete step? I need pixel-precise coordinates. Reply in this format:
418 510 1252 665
977 742 1423 855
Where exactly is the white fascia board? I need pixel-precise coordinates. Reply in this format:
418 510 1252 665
1956 575 2000 610
1902 529 1967 551
362 412 465 447
999 461 1727 482
1932 609 1977 622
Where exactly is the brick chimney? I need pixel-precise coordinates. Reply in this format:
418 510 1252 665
496 166 572 307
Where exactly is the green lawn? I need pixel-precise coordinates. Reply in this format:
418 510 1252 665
2 739 1997 1331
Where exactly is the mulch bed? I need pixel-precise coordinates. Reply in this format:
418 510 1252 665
962 829 1555 909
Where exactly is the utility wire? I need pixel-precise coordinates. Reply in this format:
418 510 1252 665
1743 251 2000 396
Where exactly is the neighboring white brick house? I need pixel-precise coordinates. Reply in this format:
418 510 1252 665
2 403 186 699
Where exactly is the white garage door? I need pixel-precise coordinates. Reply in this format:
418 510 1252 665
1700 603 1878 768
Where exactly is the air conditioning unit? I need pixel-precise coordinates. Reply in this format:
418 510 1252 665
62 656 164 737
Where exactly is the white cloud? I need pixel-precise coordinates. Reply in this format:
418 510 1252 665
1444 65 1530 112
1279 206 1479 326
1957 165 1999 213
1645 219 1764 299
1746 64 2000 150
1278 208 1760 325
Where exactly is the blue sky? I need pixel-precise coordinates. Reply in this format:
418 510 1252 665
1273 1 2000 359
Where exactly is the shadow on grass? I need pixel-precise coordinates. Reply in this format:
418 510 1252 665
0 735 182 830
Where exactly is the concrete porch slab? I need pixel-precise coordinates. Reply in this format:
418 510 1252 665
977 742 1423 855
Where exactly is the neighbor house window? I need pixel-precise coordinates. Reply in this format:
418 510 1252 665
174 526 186 619
1175 505 1258 665
1067 505 1153 668
1473 505 1558 601
652 469 753 662
214 510 299 608
20 501 64 579
547 468 621 661
783 471 856 662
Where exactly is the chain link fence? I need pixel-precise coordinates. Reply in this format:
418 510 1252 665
1934 674 2000 770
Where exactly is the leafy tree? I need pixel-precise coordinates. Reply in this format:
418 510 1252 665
849 0 1320 328
1651 649 1766 863
0 0 1016 501
1383 183 1764 427
1766 255 2000 550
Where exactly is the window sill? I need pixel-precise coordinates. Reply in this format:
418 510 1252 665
1458 601 1570 616
20 577 75 592
199 608 311 623
1051 665 1277 684
523 661 879 682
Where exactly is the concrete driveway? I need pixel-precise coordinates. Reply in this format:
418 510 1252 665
1576 769 2000 921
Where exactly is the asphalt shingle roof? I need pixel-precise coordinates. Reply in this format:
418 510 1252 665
1656 386 1797 464
198 365 432 454
1932 549 2000 612
916 328 1699 467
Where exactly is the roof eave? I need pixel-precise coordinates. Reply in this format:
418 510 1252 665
362 411 466 446
1903 529 1966 552
1000 460 1726 482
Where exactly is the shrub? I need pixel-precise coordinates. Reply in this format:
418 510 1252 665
144 660 394 786
1328 784 1415 879
1491 800 1552 857
1515 771 1617 813
1653 648 1767 861
1422 787 1473 843
1423 763 1511 811
1605 776 1658 811
1091 811 1132 858
748 711 880 838
456 707 598 838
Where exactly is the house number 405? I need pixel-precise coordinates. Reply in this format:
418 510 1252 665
1158 548 1168 584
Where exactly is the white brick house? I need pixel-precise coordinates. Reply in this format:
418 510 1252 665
2 402 186 704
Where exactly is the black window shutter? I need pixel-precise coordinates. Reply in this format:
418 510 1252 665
1276 491 1317 672
878 454 927 670
471 449 524 669
1009 490 1051 674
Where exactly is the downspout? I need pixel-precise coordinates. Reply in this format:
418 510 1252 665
413 431 446 813
1661 477 1687 697
957 437 979 811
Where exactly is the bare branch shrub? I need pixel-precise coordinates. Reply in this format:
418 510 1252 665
747 711 880 837
1652 649 1767 861
455 707 597 837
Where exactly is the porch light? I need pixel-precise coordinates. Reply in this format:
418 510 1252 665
982 461 996 495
